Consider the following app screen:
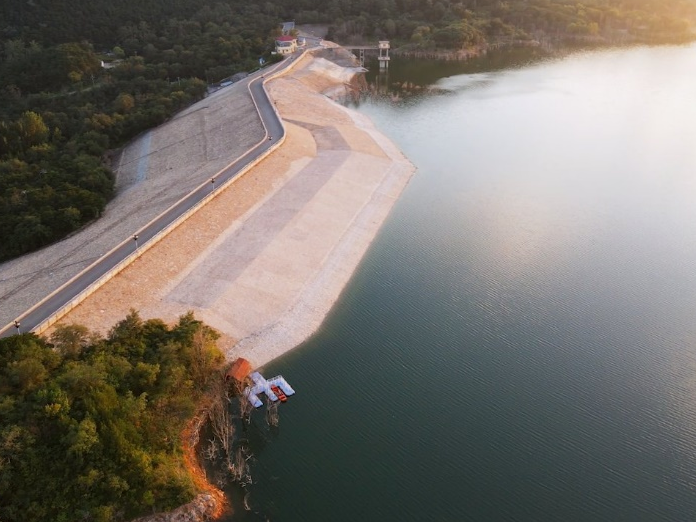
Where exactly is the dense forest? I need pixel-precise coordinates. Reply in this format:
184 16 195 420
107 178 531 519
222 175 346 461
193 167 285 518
326 0 696 48
0 0 694 261
0 311 225 521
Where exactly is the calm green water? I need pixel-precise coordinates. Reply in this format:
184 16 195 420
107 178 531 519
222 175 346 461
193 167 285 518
226 45 696 521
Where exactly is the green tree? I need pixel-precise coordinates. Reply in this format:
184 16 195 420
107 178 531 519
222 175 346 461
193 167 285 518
50 324 92 358
15 111 49 151
0 313 225 521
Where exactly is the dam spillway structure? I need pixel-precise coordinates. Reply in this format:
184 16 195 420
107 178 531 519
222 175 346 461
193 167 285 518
378 41 390 69
345 41 390 69
243 371 296 408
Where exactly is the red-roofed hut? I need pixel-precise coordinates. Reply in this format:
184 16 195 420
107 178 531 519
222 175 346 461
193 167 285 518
226 357 252 383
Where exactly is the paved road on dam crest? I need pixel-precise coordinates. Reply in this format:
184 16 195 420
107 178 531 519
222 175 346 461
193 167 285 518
0 55 294 338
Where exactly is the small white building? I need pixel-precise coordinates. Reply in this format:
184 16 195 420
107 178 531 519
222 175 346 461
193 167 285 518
100 59 123 69
275 35 297 55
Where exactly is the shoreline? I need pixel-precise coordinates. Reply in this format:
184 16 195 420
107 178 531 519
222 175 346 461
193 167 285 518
43 46 414 521
47 46 415 372
231 79 413 369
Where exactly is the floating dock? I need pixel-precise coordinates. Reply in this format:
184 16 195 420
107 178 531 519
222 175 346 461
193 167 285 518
243 371 295 408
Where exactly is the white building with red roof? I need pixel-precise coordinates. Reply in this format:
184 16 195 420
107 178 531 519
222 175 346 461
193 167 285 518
275 35 297 55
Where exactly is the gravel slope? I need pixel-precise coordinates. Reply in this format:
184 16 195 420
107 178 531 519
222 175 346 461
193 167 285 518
39 49 416 369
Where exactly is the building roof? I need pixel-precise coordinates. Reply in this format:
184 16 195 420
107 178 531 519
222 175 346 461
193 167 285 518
226 357 252 382
276 35 296 42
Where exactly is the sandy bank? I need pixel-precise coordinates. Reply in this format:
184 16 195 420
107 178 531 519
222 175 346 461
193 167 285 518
49 48 415 370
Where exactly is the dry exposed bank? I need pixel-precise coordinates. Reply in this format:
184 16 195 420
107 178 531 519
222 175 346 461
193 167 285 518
50 47 414 370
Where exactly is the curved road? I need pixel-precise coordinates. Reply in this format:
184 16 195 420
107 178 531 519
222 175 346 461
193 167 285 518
0 54 296 338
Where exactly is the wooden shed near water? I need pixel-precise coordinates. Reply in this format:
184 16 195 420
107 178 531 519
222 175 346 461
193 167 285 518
226 357 252 383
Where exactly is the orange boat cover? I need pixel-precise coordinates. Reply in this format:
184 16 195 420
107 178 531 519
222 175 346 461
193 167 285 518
226 358 252 382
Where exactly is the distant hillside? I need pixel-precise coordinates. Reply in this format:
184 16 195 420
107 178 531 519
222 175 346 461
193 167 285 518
0 0 693 261
0 0 210 45
323 0 696 49
3 0 694 49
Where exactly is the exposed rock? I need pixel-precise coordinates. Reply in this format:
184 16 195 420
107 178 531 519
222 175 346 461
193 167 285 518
131 494 220 522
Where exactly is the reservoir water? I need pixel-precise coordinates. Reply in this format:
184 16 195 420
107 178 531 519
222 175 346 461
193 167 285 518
229 44 696 521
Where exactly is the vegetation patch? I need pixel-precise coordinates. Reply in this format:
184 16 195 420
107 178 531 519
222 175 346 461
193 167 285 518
0 311 225 522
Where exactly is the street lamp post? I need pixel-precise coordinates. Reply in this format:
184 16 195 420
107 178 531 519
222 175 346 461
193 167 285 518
13 320 20 334
133 234 139 250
